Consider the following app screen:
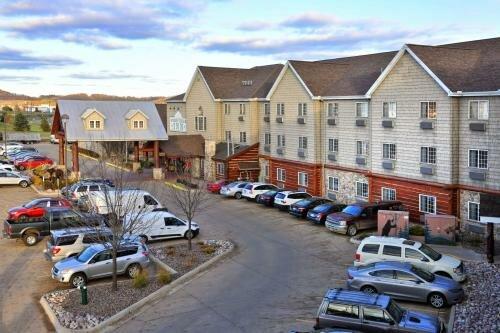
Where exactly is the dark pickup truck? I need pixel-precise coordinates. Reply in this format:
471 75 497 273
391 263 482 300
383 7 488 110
3 207 104 246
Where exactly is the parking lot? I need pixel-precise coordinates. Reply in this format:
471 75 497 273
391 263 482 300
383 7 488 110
0 143 451 332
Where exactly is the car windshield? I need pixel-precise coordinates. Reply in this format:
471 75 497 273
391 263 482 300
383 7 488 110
313 204 332 212
386 299 404 323
419 244 442 261
295 198 314 207
24 200 39 208
275 193 285 199
264 190 277 196
342 205 363 217
76 247 100 262
410 266 435 282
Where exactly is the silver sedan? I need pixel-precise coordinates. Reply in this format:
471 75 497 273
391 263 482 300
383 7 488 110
346 261 464 308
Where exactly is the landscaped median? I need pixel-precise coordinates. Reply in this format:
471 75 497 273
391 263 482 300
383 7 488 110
40 240 234 332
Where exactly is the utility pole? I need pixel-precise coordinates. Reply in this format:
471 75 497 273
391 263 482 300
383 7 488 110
61 114 69 196
3 110 7 151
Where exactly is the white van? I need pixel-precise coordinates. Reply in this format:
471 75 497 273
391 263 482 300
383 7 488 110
86 189 163 216
354 236 466 282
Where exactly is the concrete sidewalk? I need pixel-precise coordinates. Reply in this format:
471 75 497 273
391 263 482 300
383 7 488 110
431 244 500 262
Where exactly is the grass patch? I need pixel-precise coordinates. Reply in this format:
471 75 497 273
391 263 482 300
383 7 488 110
132 271 149 289
157 269 172 285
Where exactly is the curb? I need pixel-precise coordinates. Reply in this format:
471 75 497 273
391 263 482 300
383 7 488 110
30 184 60 197
148 253 178 275
40 240 236 333
447 305 456 333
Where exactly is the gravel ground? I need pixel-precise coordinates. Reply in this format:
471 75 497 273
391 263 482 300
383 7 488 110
453 262 500 333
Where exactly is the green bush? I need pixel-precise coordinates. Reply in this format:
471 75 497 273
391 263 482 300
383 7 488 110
409 224 425 236
13 112 30 131
40 115 51 132
157 269 172 285
132 271 148 289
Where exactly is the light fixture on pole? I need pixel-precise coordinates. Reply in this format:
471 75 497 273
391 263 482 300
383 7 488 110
61 114 69 197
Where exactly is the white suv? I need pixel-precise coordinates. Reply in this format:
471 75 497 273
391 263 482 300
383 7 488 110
242 183 278 201
273 191 312 210
354 236 466 282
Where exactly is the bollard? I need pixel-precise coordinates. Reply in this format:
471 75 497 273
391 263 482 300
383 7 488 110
78 285 88 305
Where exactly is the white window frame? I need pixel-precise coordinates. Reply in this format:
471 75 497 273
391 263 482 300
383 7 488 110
355 102 369 118
277 103 285 116
382 143 396 160
264 132 271 145
224 103 231 115
467 201 480 221
419 194 436 214
276 168 286 182
382 102 397 118
264 103 270 115
328 138 339 153
239 103 246 115
328 176 339 192
216 162 225 176
420 146 436 164
264 164 269 178
468 100 489 120
468 149 488 169
298 103 307 116
298 171 309 187
277 134 285 147
420 101 437 119
356 181 369 198
89 120 95 129
327 102 338 118
138 120 144 129
195 116 206 131
225 130 232 142
239 131 247 143
356 140 369 156
381 187 396 201
299 136 308 149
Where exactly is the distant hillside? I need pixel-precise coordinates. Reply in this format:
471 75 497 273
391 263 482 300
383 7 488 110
0 89 33 100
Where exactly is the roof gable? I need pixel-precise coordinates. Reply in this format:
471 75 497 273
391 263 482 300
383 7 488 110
125 109 150 120
80 108 106 119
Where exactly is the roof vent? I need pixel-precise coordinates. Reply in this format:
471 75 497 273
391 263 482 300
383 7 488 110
242 80 253 86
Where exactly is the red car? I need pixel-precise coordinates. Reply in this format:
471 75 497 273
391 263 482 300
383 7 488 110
8 198 72 221
206 179 231 193
15 156 53 170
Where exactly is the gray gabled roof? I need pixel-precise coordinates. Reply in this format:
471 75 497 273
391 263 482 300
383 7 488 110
57 100 168 142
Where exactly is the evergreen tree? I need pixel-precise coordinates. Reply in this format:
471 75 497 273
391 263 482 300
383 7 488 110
13 112 30 131
1 106 13 113
40 115 51 132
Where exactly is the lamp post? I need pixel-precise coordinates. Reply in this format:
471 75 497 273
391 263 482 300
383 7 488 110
2 110 7 153
61 114 69 197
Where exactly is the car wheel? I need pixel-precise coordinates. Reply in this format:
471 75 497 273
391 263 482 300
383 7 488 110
429 292 447 309
19 180 28 188
347 225 358 236
255 195 261 202
184 230 194 239
235 192 242 199
139 235 148 244
22 233 38 246
127 264 142 278
434 271 452 279
361 285 377 294
70 273 87 288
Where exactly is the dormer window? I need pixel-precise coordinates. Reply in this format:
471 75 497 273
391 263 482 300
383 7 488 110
81 108 106 131
89 120 101 129
126 109 149 130
133 120 144 129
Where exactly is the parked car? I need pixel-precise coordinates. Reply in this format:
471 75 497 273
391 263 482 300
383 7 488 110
207 179 231 194
354 236 466 282
274 191 312 211
50 134 59 144
3 207 104 246
325 201 403 236
0 170 31 187
7 197 72 221
256 189 288 207
7 151 41 162
85 189 163 215
80 178 115 187
289 197 333 218
51 241 150 288
307 203 347 225
242 182 279 201
0 142 24 156
15 156 53 170
347 261 464 308
0 163 15 172
44 226 113 262
220 181 248 199
124 210 199 243
0 159 14 165
66 182 113 201
314 288 445 332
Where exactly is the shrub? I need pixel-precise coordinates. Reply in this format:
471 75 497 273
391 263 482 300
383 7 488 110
409 224 425 236
166 246 176 256
182 254 196 269
200 244 216 255
157 269 172 285
132 271 148 289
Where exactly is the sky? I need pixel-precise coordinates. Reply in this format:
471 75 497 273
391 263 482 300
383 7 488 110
0 0 498 97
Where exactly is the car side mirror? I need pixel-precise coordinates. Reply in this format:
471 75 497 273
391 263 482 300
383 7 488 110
388 319 395 325
89 259 95 264
421 257 429 262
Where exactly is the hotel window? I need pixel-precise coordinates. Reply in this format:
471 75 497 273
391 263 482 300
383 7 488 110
356 102 369 118
469 149 488 169
419 194 436 214
239 131 247 143
298 103 307 116
225 131 232 142
224 103 231 115
420 147 436 164
277 168 286 181
277 103 285 116
383 143 396 160
328 176 339 192
328 138 339 152
299 136 308 149
356 181 369 198
469 101 489 120
420 101 437 119
298 172 309 187
239 103 246 115
264 164 269 178
195 116 206 131
468 202 480 221
264 132 271 145
277 135 285 147
382 102 397 118
382 187 396 201
216 162 225 176
264 103 271 115
327 103 338 117
356 140 369 156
